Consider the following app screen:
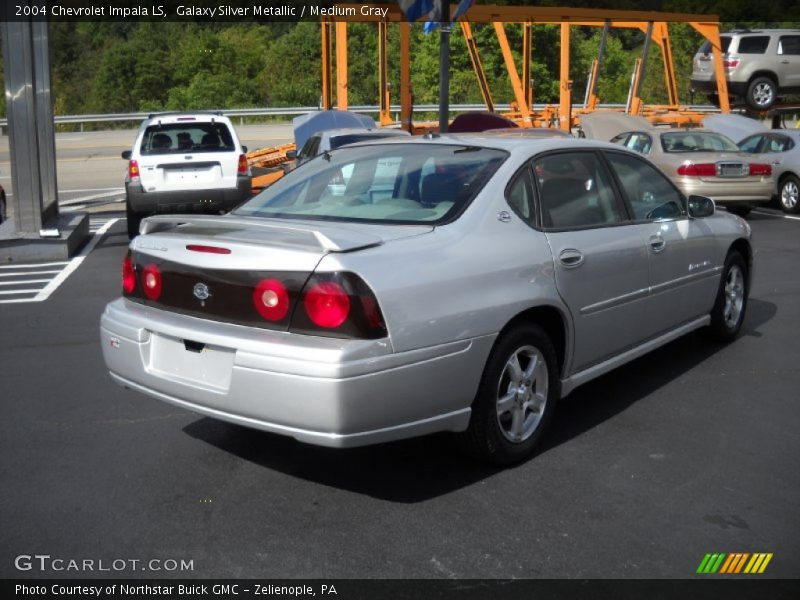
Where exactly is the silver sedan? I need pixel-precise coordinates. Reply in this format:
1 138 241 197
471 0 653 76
101 136 753 464
738 129 800 214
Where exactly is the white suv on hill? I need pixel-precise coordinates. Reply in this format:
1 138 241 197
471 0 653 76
122 112 252 238
691 29 800 110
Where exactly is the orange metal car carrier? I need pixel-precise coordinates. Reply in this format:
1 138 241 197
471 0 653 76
248 3 731 190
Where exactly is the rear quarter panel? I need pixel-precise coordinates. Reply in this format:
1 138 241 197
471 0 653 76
317 159 570 356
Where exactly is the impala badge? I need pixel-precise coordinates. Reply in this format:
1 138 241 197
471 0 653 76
193 282 211 303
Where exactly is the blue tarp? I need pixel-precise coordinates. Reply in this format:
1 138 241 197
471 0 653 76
293 111 376 149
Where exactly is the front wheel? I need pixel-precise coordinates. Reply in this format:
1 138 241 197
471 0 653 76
706 251 748 342
461 323 558 465
778 175 800 214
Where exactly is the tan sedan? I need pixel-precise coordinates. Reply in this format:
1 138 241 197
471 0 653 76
609 129 773 216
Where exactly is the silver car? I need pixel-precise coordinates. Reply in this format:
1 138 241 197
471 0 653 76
101 136 753 464
738 129 800 214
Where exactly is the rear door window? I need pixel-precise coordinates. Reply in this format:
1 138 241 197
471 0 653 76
736 36 770 54
533 152 626 230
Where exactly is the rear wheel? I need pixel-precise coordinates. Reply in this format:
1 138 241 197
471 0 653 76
778 174 800 214
745 76 777 110
461 323 558 465
126 199 144 239
706 251 748 342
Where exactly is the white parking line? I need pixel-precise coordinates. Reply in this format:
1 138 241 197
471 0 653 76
0 218 119 304
753 210 800 221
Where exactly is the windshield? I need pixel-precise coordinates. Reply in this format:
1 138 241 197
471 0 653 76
235 143 508 225
661 132 740 153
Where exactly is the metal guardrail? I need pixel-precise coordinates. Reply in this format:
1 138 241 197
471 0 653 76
0 103 720 128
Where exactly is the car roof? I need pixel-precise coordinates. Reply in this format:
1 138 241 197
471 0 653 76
142 112 232 125
724 29 800 34
323 128 410 138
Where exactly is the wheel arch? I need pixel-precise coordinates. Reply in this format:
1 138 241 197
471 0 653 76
498 304 570 378
748 70 779 85
729 237 753 287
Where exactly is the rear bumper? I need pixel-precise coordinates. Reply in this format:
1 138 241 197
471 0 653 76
690 77 747 97
125 177 252 213
100 299 493 447
673 177 773 204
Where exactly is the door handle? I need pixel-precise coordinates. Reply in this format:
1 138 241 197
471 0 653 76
649 235 666 253
780 59 790 64
772 160 782 165
558 248 584 268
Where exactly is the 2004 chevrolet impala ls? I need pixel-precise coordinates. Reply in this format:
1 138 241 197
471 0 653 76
101 135 752 464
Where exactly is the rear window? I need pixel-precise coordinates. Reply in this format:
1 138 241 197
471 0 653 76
234 143 507 225
139 122 235 155
699 36 731 54
736 36 770 54
661 132 740 153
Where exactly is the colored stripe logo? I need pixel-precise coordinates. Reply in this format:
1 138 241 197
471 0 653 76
697 553 773 574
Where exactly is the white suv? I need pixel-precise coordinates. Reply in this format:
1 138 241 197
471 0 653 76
122 112 252 238
691 29 800 110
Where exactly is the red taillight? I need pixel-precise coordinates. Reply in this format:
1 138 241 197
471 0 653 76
186 244 231 255
252 278 290 321
238 154 248 175
723 58 740 69
677 163 716 177
141 263 163 300
122 255 136 294
304 281 351 328
749 163 771 176
128 160 140 180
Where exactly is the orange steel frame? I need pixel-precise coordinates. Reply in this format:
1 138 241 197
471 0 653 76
320 4 730 132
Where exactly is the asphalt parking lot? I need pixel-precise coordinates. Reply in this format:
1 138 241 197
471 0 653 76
0 209 798 580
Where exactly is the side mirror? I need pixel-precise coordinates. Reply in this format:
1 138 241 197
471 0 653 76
241 146 248 153
688 195 715 218
286 150 297 159
121 150 132 160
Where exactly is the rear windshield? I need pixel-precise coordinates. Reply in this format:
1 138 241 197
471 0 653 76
329 133 403 149
661 132 740 153
139 122 235 155
234 143 508 225
699 36 731 54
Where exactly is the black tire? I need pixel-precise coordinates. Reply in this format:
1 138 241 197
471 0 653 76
707 93 721 108
778 174 800 214
126 199 144 239
460 323 559 465
745 76 777 111
706 251 748 342
0 192 6 225
726 205 752 217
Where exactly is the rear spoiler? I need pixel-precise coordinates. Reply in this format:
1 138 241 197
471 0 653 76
139 214 384 253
